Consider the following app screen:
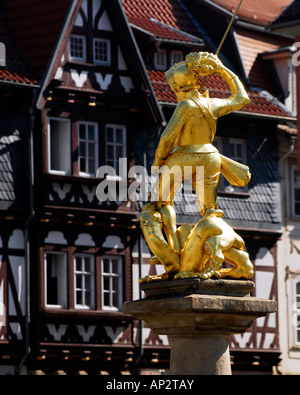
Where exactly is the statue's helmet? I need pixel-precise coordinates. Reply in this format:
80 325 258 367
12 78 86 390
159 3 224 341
166 52 221 93
165 61 198 93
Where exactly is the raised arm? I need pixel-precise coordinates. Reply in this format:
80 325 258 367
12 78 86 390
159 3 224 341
186 52 250 119
209 65 250 118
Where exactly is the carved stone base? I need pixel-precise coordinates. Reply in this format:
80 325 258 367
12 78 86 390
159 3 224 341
123 279 277 375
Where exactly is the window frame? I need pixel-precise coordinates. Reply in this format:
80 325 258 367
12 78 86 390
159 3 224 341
69 34 87 62
93 37 111 66
224 138 248 193
105 124 127 180
42 245 127 314
44 251 68 309
171 50 184 65
74 253 95 310
229 138 247 164
48 117 71 175
78 121 99 177
154 48 167 70
293 279 300 346
291 165 300 218
101 255 123 312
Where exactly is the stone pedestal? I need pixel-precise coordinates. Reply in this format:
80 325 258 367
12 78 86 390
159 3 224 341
123 278 277 375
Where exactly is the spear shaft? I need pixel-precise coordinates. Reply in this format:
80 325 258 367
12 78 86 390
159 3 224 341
200 0 245 90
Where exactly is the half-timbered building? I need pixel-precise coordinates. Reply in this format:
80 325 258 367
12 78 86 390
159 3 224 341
0 0 298 375
270 0 300 375
0 0 164 375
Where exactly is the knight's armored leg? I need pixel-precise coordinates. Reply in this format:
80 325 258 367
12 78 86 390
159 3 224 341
192 151 222 217
140 203 180 281
193 172 223 218
160 204 181 254
155 161 183 254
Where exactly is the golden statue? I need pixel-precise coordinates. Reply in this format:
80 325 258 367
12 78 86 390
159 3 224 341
140 52 254 283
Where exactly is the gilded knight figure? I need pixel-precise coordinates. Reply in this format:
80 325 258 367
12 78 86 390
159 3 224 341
140 52 254 282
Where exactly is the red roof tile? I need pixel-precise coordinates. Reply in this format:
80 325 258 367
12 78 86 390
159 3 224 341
209 0 293 26
129 16 197 43
0 68 37 85
0 1 37 85
148 69 292 118
1 0 71 82
122 0 202 38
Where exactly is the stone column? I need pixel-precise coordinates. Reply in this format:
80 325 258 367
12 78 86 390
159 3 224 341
123 279 277 375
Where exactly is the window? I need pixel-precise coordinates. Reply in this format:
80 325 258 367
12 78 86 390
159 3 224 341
224 138 247 193
229 138 247 164
45 252 67 308
106 125 127 178
79 122 98 176
154 49 167 70
74 255 95 310
293 280 300 345
69 35 86 62
292 165 300 217
212 137 247 193
43 247 125 312
171 50 184 65
102 256 122 311
93 38 111 66
48 118 71 174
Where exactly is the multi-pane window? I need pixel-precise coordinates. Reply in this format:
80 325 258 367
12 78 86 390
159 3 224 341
102 256 122 311
79 122 98 176
74 255 95 310
226 138 247 193
229 138 246 163
212 137 247 193
69 35 86 62
43 249 124 312
154 49 167 70
45 252 67 308
171 50 184 65
106 125 127 178
294 280 300 344
48 118 71 174
292 166 300 217
93 38 111 66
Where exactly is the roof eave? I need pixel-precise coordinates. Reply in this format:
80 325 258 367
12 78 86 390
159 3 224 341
202 0 233 18
157 38 204 47
130 24 204 47
159 101 296 121
231 110 296 122
270 20 300 38
0 79 40 89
